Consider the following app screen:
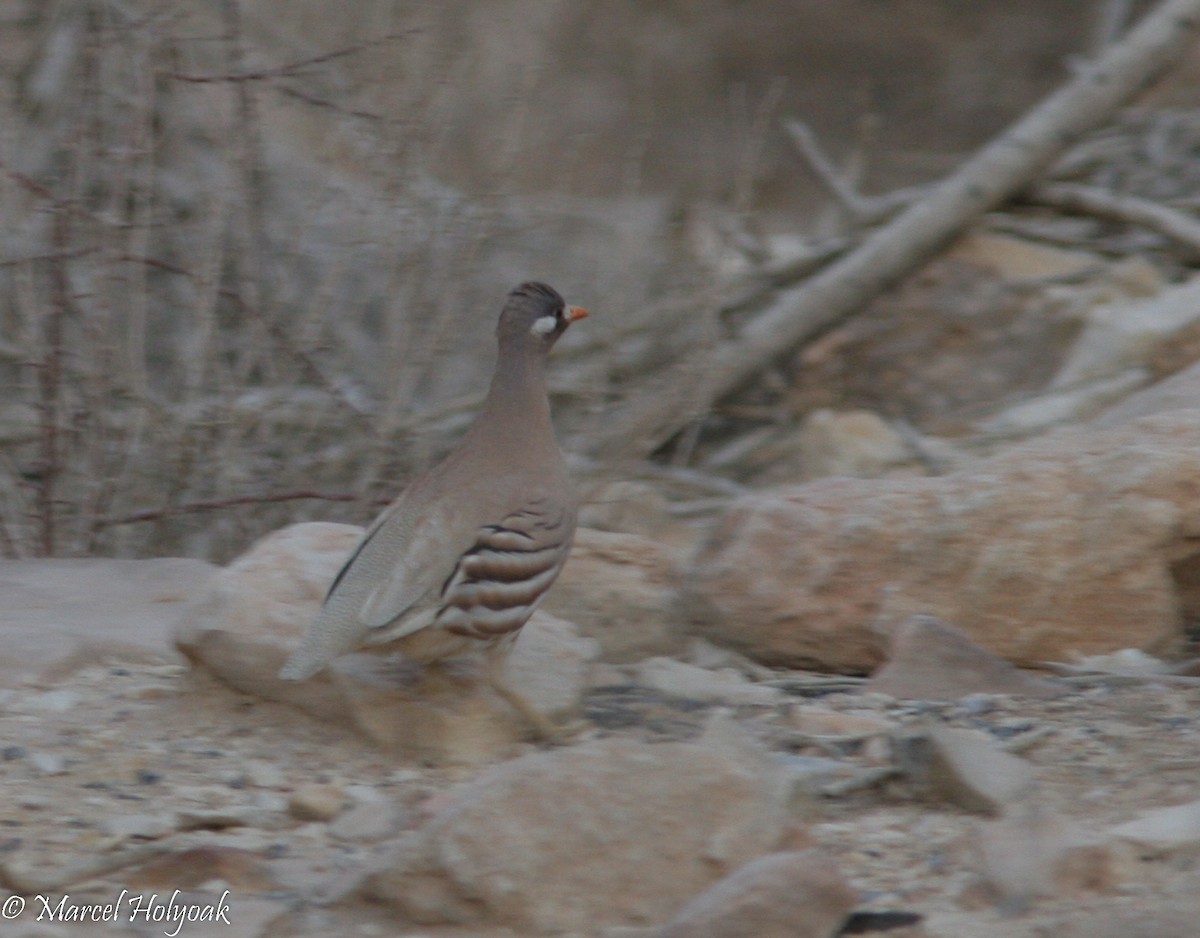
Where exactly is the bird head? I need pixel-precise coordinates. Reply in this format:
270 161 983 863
497 281 588 349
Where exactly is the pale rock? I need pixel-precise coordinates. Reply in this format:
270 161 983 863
1091 359 1200 427
251 792 289 814
1110 799 1200 858
366 735 792 933
777 755 857 803
971 803 1128 913
975 368 1146 436
684 413 1200 671
174 522 363 698
1071 648 1170 675
24 689 79 712
28 751 67 776
796 409 911 480
329 799 402 842
502 610 599 719
635 656 782 706
655 849 857 938
788 706 895 738
541 527 687 662
949 231 1103 283
867 616 1061 700
288 783 347 822
1050 893 1200 938
101 812 178 838
896 725 1036 815
175 523 596 764
686 639 776 679
1052 272 1200 389
0 557 216 687
242 759 287 789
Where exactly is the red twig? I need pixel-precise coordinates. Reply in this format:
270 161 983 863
95 490 375 528
166 31 416 84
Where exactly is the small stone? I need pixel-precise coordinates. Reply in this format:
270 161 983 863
657 849 857 938
243 760 287 789
635 657 782 706
896 725 1036 815
1072 648 1169 676
177 805 278 831
252 792 289 814
868 616 1062 701
329 800 402 842
28 751 67 776
789 706 895 737
288 783 347 822
1110 799 1200 858
777 755 855 805
26 689 79 712
972 803 1128 913
101 812 178 838
795 408 911 480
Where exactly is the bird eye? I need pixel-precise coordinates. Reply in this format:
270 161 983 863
531 314 559 335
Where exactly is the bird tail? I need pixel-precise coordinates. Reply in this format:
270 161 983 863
278 599 367 681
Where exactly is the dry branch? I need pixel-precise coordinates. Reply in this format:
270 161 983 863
589 0 1200 459
166 31 415 84
1023 181 1200 259
783 119 922 225
94 490 363 529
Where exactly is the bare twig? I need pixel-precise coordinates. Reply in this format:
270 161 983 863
166 31 414 84
1023 180 1200 259
783 118 923 225
95 490 366 529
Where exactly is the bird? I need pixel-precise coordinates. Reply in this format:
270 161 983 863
279 281 588 740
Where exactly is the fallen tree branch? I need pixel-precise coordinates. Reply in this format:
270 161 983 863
1023 180 1200 260
588 0 1200 459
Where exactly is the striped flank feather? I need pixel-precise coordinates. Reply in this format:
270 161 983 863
436 511 572 640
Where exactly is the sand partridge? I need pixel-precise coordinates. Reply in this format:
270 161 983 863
279 282 587 738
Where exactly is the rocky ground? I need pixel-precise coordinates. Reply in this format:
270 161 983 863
2 510 1200 937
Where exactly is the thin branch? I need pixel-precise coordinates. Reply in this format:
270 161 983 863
1023 180 1200 260
276 84 387 123
165 30 416 83
94 490 366 528
783 118 923 225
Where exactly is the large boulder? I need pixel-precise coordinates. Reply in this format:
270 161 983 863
0 557 216 687
174 522 597 764
540 527 687 662
366 733 794 933
684 413 1200 671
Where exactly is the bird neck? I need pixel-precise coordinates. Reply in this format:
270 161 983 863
476 341 555 444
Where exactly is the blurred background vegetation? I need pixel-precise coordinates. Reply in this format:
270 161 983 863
1 0 1194 560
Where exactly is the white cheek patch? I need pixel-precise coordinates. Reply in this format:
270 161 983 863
531 315 559 335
